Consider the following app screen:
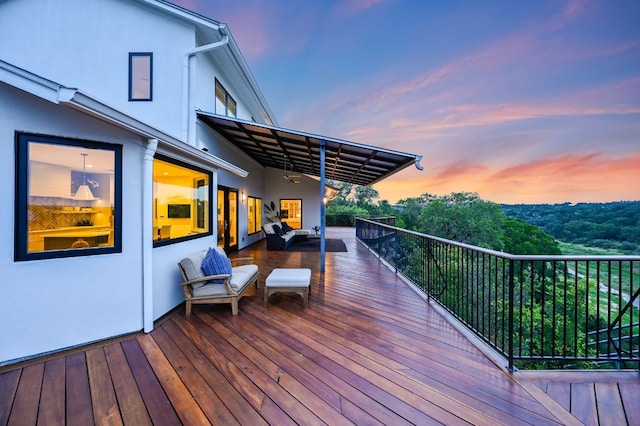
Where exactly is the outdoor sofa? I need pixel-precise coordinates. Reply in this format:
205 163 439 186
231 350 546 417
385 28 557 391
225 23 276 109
262 221 311 249
178 247 258 315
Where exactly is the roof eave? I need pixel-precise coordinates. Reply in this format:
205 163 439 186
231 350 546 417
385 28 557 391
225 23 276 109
197 111 423 187
1 59 248 177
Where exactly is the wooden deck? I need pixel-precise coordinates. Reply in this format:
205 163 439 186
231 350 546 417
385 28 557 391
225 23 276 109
1 228 638 425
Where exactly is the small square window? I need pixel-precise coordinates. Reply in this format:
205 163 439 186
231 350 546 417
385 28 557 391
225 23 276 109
129 52 152 101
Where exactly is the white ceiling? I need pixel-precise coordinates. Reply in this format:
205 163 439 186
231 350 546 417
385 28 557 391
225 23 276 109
29 143 115 173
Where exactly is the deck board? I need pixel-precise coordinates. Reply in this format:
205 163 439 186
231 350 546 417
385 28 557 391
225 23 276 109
65 352 94 425
9 363 42 426
86 347 123 425
0 369 21 425
37 357 65 426
103 342 153 426
1 227 637 425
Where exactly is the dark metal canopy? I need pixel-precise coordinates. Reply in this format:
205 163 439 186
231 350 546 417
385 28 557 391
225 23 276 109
198 111 423 186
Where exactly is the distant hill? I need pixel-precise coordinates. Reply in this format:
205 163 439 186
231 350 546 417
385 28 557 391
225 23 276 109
500 201 640 254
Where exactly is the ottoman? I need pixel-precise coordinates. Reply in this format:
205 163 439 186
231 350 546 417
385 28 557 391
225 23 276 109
264 268 311 307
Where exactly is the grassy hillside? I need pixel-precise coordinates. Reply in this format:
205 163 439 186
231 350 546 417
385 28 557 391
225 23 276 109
501 201 640 255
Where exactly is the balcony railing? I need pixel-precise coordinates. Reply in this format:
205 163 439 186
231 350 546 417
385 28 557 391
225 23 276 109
356 217 640 371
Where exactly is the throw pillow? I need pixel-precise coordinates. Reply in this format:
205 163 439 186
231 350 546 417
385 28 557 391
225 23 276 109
201 247 232 284
272 224 283 236
281 222 292 233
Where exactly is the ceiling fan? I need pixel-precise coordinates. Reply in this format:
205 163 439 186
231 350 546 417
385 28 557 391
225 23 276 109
283 159 301 184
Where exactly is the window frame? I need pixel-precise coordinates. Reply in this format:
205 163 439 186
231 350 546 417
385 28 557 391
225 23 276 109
129 52 153 101
14 132 123 261
215 78 237 117
152 154 213 248
279 198 303 229
247 196 262 235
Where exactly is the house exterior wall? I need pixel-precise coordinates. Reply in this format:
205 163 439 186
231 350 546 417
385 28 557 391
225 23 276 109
0 0 194 138
264 167 323 230
197 122 267 248
0 82 147 364
0 0 324 365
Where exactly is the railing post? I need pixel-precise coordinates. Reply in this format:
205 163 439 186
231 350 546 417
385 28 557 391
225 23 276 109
394 227 398 274
508 258 515 371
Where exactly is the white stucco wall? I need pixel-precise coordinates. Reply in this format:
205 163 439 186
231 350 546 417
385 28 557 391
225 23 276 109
197 121 267 249
0 0 194 139
264 168 323 231
0 83 148 364
0 0 296 364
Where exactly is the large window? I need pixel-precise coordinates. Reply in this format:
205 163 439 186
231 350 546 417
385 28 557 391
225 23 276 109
248 196 262 234
280 199 302 229
129 52 153 101
15 133 122 261
153 155 211 245
215 78 237 117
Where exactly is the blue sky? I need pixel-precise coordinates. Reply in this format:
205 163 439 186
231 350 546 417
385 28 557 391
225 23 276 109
175 0 639 204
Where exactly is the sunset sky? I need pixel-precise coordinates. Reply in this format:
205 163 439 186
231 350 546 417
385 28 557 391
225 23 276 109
175 0 639 205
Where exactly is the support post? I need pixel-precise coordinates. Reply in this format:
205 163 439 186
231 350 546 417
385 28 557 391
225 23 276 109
143 138 158 333
320 139 326 272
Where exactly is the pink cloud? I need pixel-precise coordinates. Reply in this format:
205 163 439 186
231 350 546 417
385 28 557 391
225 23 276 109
374 153 640 205
333 0 388 20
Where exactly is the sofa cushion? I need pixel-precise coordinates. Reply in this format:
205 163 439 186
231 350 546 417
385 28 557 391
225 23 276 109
282 232 295 242
233 264 259 277
281 222 292 232
192 282 229 297
272 224 283 236
201 247 232 283
263 222 276 234
179 250 207 288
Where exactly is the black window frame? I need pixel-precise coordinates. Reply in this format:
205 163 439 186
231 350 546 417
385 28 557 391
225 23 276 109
247 196 262 235
279 198 303 229
129 52 153 101
152 154 213 248
14 132 123 261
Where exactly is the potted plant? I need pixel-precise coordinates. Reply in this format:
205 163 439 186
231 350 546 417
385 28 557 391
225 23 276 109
264 201 280 223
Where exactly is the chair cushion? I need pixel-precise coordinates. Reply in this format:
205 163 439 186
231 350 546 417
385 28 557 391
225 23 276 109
281 222 292 232
272 224 283 236
201 247 232 283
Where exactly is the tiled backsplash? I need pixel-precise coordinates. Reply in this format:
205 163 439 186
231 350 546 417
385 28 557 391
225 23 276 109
28 197 107 230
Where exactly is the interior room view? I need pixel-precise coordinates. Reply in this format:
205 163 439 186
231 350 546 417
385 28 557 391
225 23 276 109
153 157 210 243
27 141 115 252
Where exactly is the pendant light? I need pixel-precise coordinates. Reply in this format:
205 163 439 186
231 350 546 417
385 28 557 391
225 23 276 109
73 153 96 201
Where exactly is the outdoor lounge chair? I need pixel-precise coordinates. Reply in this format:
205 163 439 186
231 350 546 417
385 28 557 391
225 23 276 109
178 247 258 315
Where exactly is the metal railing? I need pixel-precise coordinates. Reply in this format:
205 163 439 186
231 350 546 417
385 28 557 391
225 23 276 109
326 214 395 227
356 218 640 370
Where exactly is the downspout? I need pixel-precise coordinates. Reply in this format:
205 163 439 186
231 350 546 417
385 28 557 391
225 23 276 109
182 27 229 145
143 138 158 333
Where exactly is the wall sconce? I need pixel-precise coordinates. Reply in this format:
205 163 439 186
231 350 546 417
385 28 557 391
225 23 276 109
242 191 246 202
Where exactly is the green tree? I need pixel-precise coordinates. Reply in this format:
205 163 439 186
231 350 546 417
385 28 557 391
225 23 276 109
354 186 378 205
502 218 561 255
417 192 505 250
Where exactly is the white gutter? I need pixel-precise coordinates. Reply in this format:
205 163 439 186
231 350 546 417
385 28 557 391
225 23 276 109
182 28 230 145
142 139 158 332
